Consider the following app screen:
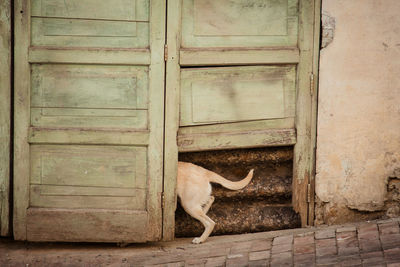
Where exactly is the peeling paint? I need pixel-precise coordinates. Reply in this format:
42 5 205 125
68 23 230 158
321 11 335 49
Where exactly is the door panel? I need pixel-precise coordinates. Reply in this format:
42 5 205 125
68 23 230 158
14 0 165 242
182 0 298 48
31 65 148 109
31 0 148 20
31 0 149 48
180 66 295 126
30 186 146 210
30 145 147 189
30 64 148 129
26 208 148 242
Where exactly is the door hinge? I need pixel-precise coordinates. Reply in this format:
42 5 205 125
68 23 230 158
307 183 312 203
310 73 315 96
164 44 168 62
161 192 165 209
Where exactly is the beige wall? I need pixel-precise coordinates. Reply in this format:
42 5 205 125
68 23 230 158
316 0 400 224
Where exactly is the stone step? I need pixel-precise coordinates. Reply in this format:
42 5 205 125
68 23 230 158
176 146 298 237
175 200 301 237
179 146 293 202
179 146 293 166
212 166 292 202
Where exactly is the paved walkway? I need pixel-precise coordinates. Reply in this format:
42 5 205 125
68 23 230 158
1 218 400 266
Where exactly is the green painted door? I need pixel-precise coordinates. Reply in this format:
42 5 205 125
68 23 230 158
14 0 165 242
164 0 319 239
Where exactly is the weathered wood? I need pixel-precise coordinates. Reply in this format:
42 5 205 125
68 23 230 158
31 108 147 129
179 146 294 165
178 129 296 152
146 0 166 241
31 0 149 21
34 17 138 36
180 66 296 126
30 0 150 48
32 18 149 48
180 48 300 66
292 0 316 227
181 0 299 48
163 0 182 241
179 118 295 135
308 0 322 226
15 0 165 242
0 0 11 236
30 185 146 210
26 208 148 242
29 48 151 65
14 0 31 240
31 64 148 109
29 127 150 145
30 145 147 188
30 64 148 129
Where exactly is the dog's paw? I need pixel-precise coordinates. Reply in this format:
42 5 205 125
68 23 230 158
192 237 203 244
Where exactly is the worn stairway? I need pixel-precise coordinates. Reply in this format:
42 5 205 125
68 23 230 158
176 146 301 238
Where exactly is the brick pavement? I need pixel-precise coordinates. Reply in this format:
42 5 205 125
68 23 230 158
1 218 400 266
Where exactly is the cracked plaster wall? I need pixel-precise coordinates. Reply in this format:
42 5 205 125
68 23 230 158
316 0 400 224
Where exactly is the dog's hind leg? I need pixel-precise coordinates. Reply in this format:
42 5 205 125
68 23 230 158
202 196 214 214
184 205 215 244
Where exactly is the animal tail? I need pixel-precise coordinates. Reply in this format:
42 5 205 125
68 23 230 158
208 169 254 190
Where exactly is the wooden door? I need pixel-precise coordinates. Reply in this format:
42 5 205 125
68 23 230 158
164 0 320 239
14 0 165 242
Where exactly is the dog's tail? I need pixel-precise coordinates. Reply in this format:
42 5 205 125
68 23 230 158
209 169 254 190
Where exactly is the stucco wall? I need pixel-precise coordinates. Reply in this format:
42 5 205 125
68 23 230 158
316 0 400 224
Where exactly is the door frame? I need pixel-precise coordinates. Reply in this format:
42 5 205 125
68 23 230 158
162 0 321 240
292 0 321 227
0 0 11 237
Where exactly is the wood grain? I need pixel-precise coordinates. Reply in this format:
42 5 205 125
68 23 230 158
178 129 296 152
163 0 181 241
181 0 299 48
30 145 147 188
179 118 295 135
29 47 151 65
28 127 150 145
30 64 148 129
180 66 296 127
14 0 31 240
30 185 146 210
146 0 165 241
26 208 148 242
0 0 11 236
180 48 300 66
31 0 150 48
31 0 149 21
292 0 316 227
